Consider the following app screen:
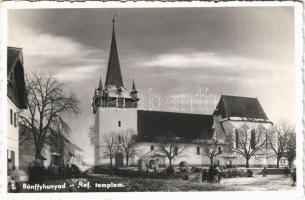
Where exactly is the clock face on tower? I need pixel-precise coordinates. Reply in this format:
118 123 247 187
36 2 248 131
92 95 102 108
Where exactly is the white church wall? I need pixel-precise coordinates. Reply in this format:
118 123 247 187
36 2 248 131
221 120 276 167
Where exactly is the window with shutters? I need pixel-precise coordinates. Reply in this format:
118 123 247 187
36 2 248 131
14 112 17 127
10 109 13 125
11 150 15 166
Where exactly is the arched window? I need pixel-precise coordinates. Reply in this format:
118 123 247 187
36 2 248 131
235 129 239 148
250 129 256 149
196 146 200 155
118 120 121 127
118 135 121 143
150 145 154 151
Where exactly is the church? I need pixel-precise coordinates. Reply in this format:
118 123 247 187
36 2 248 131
91 19 275 168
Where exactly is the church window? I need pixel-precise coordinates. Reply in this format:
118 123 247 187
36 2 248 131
118 120 121 127
150 145 154 151
174 146 178 155
250 129 256 149
235 129 239 148
265 131 268 149
196 146 200 155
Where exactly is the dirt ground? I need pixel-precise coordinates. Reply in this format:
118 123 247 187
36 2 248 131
12 174 295 192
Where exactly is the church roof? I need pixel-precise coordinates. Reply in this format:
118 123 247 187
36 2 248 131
105 19 124 88
137 110 214 142
214 95 269 120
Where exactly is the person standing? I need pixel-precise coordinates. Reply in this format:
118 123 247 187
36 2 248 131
202 169 208 183
262 167 267 177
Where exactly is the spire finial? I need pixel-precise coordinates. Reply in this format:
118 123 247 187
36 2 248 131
112 13 116 24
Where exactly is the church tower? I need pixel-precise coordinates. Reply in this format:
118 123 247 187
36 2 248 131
92 18 139 166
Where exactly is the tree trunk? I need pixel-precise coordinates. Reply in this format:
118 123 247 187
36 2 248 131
110 156 113 168
169 158 172 167
35 143 43 159
276 157 280 168
210 156 214 167
246 158 250 168
126 157 129 167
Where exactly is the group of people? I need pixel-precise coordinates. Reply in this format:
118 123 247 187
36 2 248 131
201 166 222 183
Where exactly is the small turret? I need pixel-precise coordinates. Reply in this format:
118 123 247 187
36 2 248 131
130 79 138 100
97 77 103 95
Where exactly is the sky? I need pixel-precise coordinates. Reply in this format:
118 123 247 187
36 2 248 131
8 7 296 164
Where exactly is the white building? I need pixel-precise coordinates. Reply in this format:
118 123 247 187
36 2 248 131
92 20 275 168
7 47 27 169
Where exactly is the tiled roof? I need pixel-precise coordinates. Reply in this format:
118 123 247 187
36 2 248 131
137 110 214 142
214 95 268 120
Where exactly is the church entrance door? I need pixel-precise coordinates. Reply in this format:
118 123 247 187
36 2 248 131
115 153 124 168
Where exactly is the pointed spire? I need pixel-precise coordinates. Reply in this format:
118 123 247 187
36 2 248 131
98 76 103 90
94 87 97 96
132 79 137 91
105 16 124 88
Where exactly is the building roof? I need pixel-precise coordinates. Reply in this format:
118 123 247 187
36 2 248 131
7 47 27 109
214 95 269 121
137 110 214 142
7 47 23 76
105 19 124 88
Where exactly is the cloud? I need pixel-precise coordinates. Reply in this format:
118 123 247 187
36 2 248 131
8 26 106 82
140 52 231 68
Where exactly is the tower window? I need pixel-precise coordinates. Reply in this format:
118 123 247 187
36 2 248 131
196 146 200 155
118 120 121 127
150 145 154 151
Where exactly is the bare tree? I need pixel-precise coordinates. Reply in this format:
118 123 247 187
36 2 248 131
285 130 296 168
196 138 224 167
156 132 190 168
103 132 119 168
19 72 80 159
267 121 293 168
228 124 266 168
117 129 138 167
88 124 97 146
